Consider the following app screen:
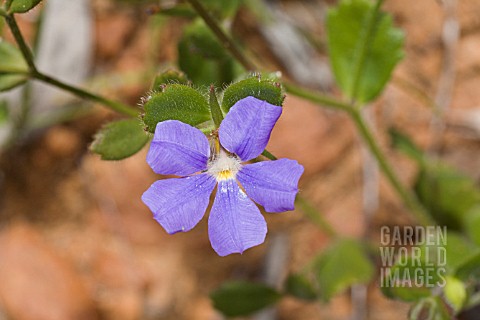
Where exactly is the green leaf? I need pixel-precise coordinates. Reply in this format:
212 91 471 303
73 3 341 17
464 205 480 246
209 85 223 128
409 297 452 320
0 40 29 91
0 39 29 73
151 69 189 91
327 0 404 103
381 256 443 302
90 119 150 160
455 252 480 281
177 20 243 86
440 232 478 273
314 238 374 301
221 75 284 113
201 0 242 19
414 164 480 230
443 276 466 313
285 273 318 301
389 128 425 165
210 281 282 317
157 4 197 18
0 100 9 124
181 20 228 61
142 84 210 133
0 74 28 92
9 0 42 13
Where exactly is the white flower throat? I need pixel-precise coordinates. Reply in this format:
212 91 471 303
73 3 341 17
207 150 242 181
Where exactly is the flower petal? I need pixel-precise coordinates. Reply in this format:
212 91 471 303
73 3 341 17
219 96 282 161
142 174 216 234
147 120 210 176
237 159 304 212
208 179 267 256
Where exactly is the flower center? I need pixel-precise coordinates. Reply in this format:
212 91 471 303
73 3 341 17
207 150 242 181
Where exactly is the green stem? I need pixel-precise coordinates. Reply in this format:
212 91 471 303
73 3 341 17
350 0 384 102
296 196 338 238
348 108 434 225
33 71 139 117
184 0 256 71
4 14 37 72
4 0 12 11
4 14 138 117
284 82 352 112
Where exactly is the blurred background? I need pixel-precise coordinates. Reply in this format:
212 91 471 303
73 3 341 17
0 0 479 319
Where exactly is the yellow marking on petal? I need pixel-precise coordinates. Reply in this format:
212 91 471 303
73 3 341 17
217 170 235 181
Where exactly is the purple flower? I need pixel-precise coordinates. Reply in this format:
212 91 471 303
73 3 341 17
142 96 304 256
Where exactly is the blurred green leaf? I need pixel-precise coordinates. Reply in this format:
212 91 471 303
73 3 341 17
181 20 228 61
158 4 197 18
327 0 404 103
455 252 480 282
381 255 443 302
0 74 28 92
439 232 478 273
314 238 374 301
464 206 480 246
0 100 9 124
210 281 281 317
178 20 242 86
285 273 318 301
443 276 466 313
0 40 29 91
409 297 452 320
151 69 189 91
414 164 480 230
9 0 42 13
389 128 425 165
0 39 29 73
221 75 284 113
90 119 149 160
142 84 210 133
201 0 242 20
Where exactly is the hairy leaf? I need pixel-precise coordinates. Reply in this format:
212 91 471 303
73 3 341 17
91 119 149 160
142 84 210 133
221 76 284 113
